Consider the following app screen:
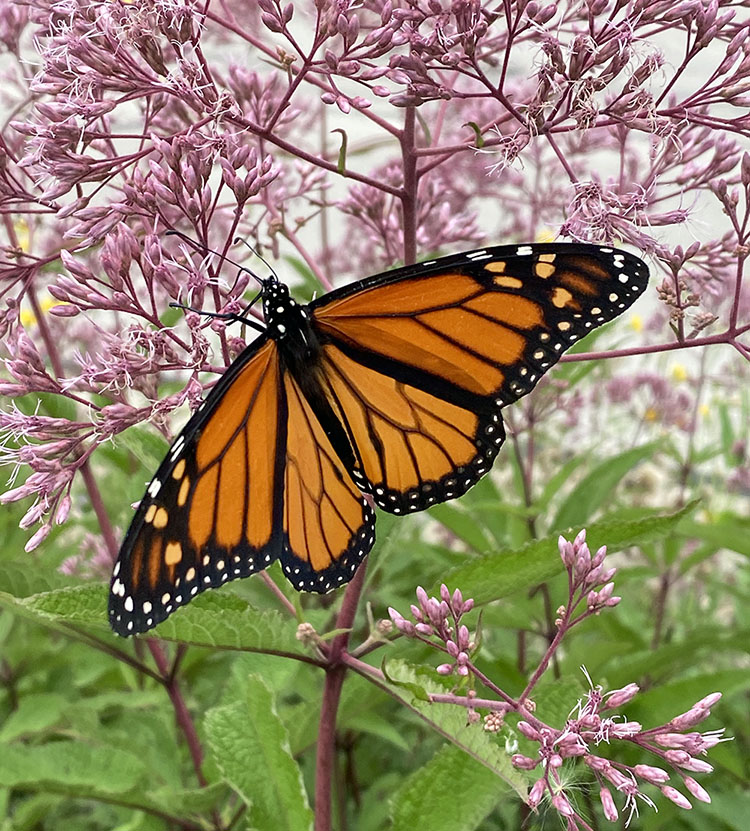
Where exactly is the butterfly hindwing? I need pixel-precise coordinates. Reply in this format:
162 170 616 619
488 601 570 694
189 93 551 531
311 244 648 514
279 371 375 592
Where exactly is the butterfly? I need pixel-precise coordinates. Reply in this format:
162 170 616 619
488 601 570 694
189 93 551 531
108 242 649 635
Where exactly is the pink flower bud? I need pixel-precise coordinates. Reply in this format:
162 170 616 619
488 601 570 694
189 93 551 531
684 776 711 803
512 754 539 770
551 792 574 816
517 721 540 741
55 495 71 525
634 764 670 784
661 785 692 810
612 721 642 737
25 523 52 552
665 749 692 766
670 707 711 730
603 767 629 789
558 536 575 566
604 683 639 709
527 778 546 808
20 502 46 529
694 692 722 710
600 786 618 821
681 758 714 774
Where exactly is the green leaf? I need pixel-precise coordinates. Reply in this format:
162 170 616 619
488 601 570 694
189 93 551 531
390 744 502 831
0 560 74 599
0 693 66 742
533 454 588 513
149 592 308 655
382 657 431 702
205 674 313 831
435 503 696 605
1 584 308 656
144 782 231 817
429 502 494 553
380 660 529 800
552 442 659 529
0 742 146 795
678 514 750 559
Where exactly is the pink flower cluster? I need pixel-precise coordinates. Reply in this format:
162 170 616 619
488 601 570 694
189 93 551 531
388 532 726 827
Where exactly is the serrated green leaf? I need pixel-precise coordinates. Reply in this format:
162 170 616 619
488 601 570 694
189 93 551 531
2 585 309 656
149 593 308 655
552 442 659 529
390 744 503 831
205 674 313 831
0 742 146 795
0 693 67 742
8 584 111 627
382 657 431 701
381 660 528 800
434 503 696 605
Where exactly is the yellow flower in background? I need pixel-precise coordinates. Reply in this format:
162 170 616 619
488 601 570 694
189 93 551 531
644 407 658 422
20 295 57 328
630 315 643 332
671 364 688 382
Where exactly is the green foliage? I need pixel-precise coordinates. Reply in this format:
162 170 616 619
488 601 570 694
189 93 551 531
389 744 504 831
205 674 314 831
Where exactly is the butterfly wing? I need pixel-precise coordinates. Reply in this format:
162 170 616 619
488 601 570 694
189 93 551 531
279 370 375 593
109 337 286 635
110 332 375 634
309 243 648 514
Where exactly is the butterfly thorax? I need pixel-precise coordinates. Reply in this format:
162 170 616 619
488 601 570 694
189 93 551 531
262 280 318 357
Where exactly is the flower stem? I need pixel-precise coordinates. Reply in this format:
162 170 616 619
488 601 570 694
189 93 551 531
314 560 367 831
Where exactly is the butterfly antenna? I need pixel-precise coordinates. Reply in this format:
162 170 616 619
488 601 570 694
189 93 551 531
168 295 266 332
233 236 280 283
165 229 266 288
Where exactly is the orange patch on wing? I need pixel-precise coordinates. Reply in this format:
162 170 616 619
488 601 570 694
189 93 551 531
189 464 218 547
318 273 476 317
196 342 276 469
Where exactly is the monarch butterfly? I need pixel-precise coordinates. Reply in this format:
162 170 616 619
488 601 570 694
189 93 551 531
109 242 649 635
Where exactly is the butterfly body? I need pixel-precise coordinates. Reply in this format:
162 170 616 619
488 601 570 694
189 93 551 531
109 243 649 636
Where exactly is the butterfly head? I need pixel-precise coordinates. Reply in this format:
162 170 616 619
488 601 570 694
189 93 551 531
261 279 311 344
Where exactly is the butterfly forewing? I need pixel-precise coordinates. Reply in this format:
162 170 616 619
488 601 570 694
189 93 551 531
311 244 648 513
109 339 285 635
